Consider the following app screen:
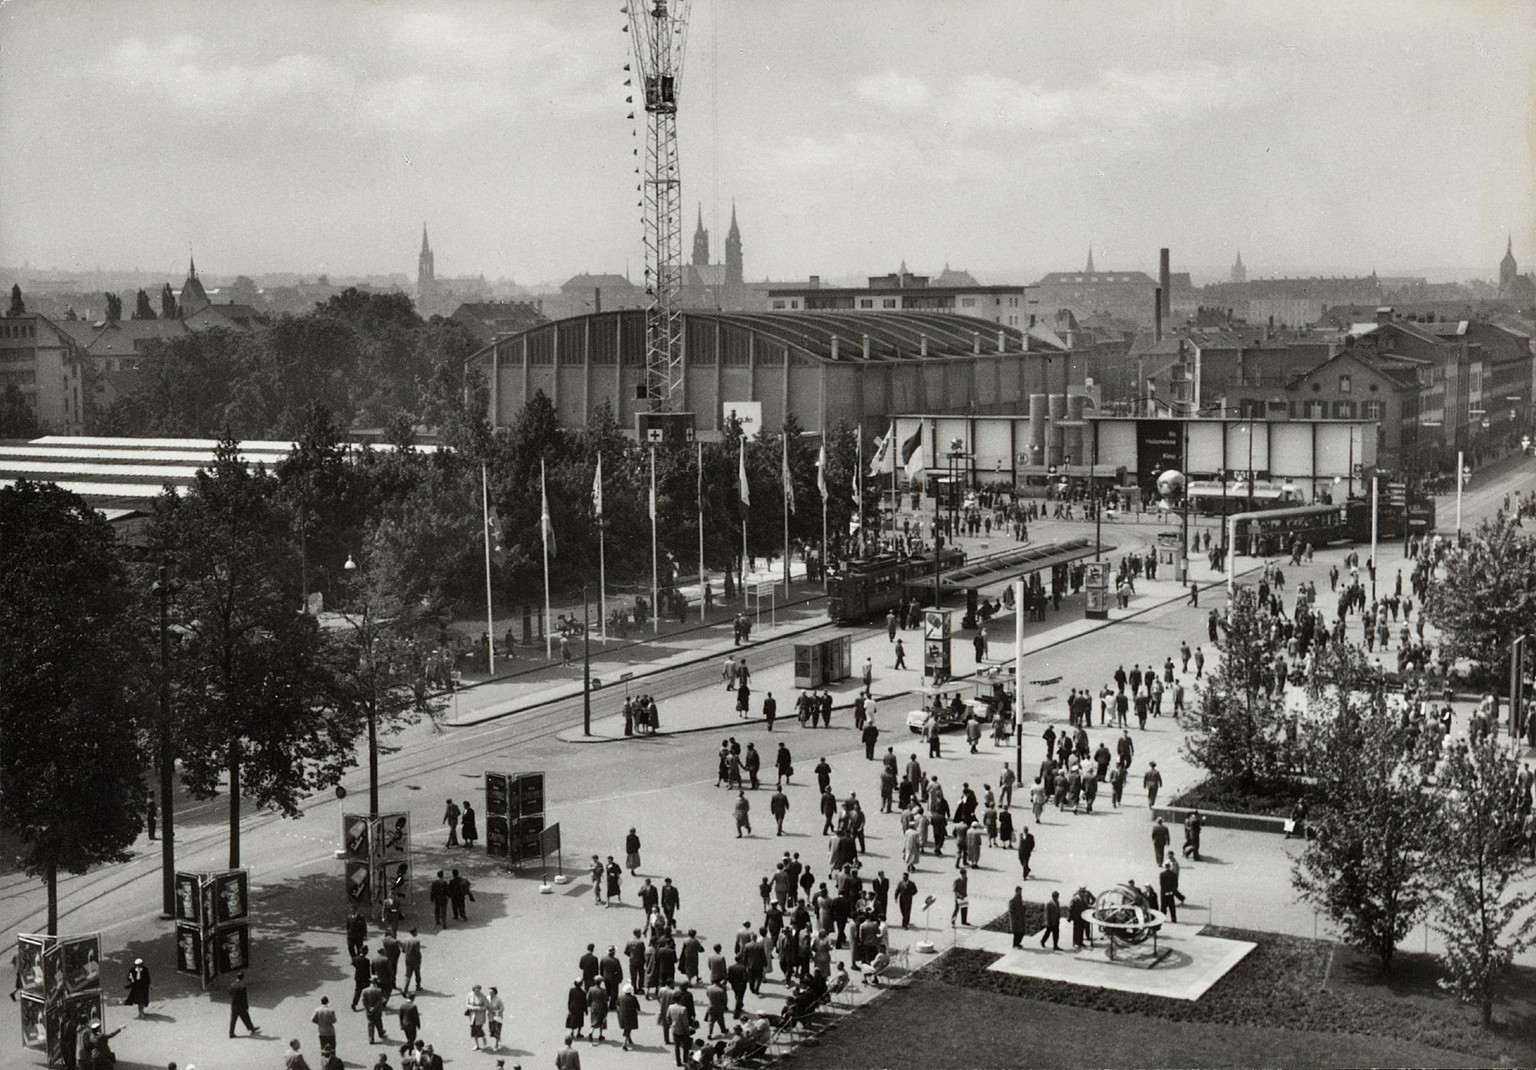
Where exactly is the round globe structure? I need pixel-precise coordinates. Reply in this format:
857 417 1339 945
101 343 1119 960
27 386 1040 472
1156 470 1186 499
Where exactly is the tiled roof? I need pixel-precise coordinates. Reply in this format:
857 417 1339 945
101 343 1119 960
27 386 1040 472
561 273 638 293
56 319 188 356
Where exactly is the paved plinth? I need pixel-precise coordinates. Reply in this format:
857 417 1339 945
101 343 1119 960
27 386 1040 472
980 924 1257 1001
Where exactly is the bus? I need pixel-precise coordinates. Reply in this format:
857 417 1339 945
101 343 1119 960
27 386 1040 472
1230 504 1350 558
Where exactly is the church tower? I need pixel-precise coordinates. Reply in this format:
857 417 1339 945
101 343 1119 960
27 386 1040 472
179 254 210 315
417 226 437 310
691 204 710 267
725 203 743 287
1230 250 1247 285
1500 236 1518 293
1085 245 1095 273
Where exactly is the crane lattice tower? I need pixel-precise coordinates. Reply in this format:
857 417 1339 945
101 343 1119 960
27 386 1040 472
627 0 692 411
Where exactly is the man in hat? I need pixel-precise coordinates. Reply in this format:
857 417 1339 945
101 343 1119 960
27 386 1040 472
228 970 259 1037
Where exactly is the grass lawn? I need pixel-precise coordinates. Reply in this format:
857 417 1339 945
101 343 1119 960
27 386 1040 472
775 922 1536 1070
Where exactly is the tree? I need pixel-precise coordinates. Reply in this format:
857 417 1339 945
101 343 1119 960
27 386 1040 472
1181 585 1291 793
1427 734 1536 1025
132 288 157 320
0 481 150 931
274 404 376 608
151 437 364 867
1423 513 1536 686
0 384 39 439
104 292 122 322
1292 645 1435 971
7 283 24 317
160 283 178 320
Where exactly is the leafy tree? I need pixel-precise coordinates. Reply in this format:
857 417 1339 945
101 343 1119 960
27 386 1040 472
0 384 39 439
132 289 157 320
1423 513 1536 685
160 283 178 320
1292 645 1435 971
274 404 376 606
111 328 247 436
7 283 24 317
0 481 150 931
1427 733 1536 1025
365 452 484 614
1181 585 1291 793
227 275 261 306
104 292 122 322
151 437 364 866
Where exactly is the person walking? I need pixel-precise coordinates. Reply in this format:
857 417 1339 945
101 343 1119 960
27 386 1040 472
950 869 970 926
361 978 389 1044
397 992 421 1050
227 971 259 1037
1041 891 1061 950
1017 825 1035 880
733 792 752 837
1007 887 1028 949
1152 818 1171 866
486 986 506 1051
616 983 641 1050
448 869 475 921
605 856 623 906
862 657 874 692
894 638 907 670
464 984 490 1050
124 958 151 1017
442 799 460 848
556 1033 583 1070
311 996 338 1057
625 829 642 875
429 872 450 928
1143 762 1163 809
460 801 479 850
770 786 790 835
399 928 423 997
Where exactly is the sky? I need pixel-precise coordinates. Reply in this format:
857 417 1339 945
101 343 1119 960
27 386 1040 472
1 0 1533 287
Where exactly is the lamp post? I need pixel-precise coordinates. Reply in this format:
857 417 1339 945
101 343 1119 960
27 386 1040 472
152 564 176 919
1092 419 1102 561
343 553 380 816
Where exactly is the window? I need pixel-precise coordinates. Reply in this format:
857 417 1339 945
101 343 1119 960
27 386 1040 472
960 298 976 308
1332 400 1357 419
1339 374 1352 393
858 298 872 309
1361 401 1383 419
771 300 786 310
882 299 896 309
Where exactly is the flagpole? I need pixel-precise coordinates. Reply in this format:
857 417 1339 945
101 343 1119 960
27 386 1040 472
697 439 706 622
856 425 864 558
481 462 496 673
819 444 828 593
782 431 791 595
650 447 659 635
540 459 552 661
740 437 750 607
596 455 607 641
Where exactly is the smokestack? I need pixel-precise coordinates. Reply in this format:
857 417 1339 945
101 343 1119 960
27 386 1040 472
1154 287 1163 343
594 287 603 314
1159 248 1170 318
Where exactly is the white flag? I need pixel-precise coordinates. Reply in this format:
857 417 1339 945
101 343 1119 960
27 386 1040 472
738 438 750 507
591 455 603 518
869 422 895 476
540 460 556 558
817 443 827 499
782 434 796 515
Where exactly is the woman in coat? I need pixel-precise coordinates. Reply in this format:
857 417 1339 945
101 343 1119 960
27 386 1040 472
624 829 642 875
615 983 641 1051
605 857 623 905
564 980 587 1039
124 958 151 1016
586 981 609 1043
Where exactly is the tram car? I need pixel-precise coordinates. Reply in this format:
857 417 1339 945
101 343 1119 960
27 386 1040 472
827 546 966 623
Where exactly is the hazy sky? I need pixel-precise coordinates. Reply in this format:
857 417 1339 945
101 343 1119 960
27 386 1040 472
2 0 1532 285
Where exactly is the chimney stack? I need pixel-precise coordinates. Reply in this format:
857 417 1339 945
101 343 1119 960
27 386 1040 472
809 275 821 290
1159 248 1171 318
1154 287 1163 343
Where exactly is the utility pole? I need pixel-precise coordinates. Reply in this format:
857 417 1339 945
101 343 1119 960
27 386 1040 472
583 585 593 736
154 565 176 919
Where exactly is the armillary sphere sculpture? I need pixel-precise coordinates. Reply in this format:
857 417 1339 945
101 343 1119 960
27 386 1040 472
1086 883 1165 949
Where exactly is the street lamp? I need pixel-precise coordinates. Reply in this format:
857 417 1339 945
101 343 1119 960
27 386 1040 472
582 584 593 736
152 564 176 919
342 553 380 816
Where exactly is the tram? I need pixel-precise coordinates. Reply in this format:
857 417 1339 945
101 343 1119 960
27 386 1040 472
826 546 966 623
1230 504 1350 557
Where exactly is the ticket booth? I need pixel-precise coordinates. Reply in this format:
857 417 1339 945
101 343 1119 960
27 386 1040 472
794 635 852 689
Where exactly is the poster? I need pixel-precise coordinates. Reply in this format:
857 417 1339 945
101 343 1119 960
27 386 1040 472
215 924 250 974
215 871 249 924
200 881 216 931
345 861 372 903
19 993 45 1049
41 941 64 1003
517 772 545 818
16 936 44 994
175 925 203 975
342 814 371 862
386 860 412 902
61 936 101 996
485 773 509 817
486 814 510 858
175 872 201 923
379 813 409 859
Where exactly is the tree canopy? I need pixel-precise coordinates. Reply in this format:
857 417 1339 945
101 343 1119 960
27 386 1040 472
1423 513 1536 685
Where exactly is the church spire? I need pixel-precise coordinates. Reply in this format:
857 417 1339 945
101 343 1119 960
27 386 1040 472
1085 245 1095 273
421 225 431 256
188 253 197 280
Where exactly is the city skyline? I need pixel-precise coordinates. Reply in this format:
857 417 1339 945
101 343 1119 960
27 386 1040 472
2 0 1533 285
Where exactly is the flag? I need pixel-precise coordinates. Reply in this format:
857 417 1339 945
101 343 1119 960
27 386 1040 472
738 437 750 507
869 422 895 476
816 443 827 499
591 455 603 517
782 434 796 515
901 423 925 480
648 449 657 521
540 460 556 558
488 507 507 567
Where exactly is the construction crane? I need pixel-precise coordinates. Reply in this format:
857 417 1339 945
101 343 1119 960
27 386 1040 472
626 0 692 418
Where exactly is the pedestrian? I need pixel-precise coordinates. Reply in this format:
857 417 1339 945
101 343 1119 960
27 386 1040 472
227 971 258 1037
1041 891 1061 949
606 856 623 906
1194 646 1205 678
1159 862 1179 923
950 869 969 926
485 986 505 1050
734 792 751 836
1152 818 1170 866
894 638 906 669
400 928 423 996
590 856 605 905
862 657 874 691
287 1038 314 1070
617 983 641 1050
1143 762 1163 809
770 786 790 835
448 869 475 920
763 692 777 731
625 829 642 875
1017 824 1035 879
397 992 421 1049
661 878 681 926
566 980 588 1039
362 979 389 1044
465 984 490 1049
312 996 337 1057
556 1033 582 1070
1007 887 1028 948
442 798 460 847
124 957 151 1017
586 980 609 1044
430 871 450 928
346 907 369 958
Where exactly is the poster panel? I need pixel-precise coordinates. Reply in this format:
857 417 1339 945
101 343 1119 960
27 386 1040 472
214 871 249 925
16 935 45 995
175 925 203 975
19 993 45 1049
516 773 545 819
214 923 250 975
41 940 64 1003
342 814 371 862
175 872 202 923
200 880 216 932
61 936 102 995
486 814 510 858
345 861 372 904
485 772 510 817
384 859 412 902
378 813 409 859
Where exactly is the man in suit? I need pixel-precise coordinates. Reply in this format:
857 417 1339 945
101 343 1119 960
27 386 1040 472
429 871 450 928
228 971 259 1037
894 871 918 929
1007 887 1029 948
1041 890 1061 950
